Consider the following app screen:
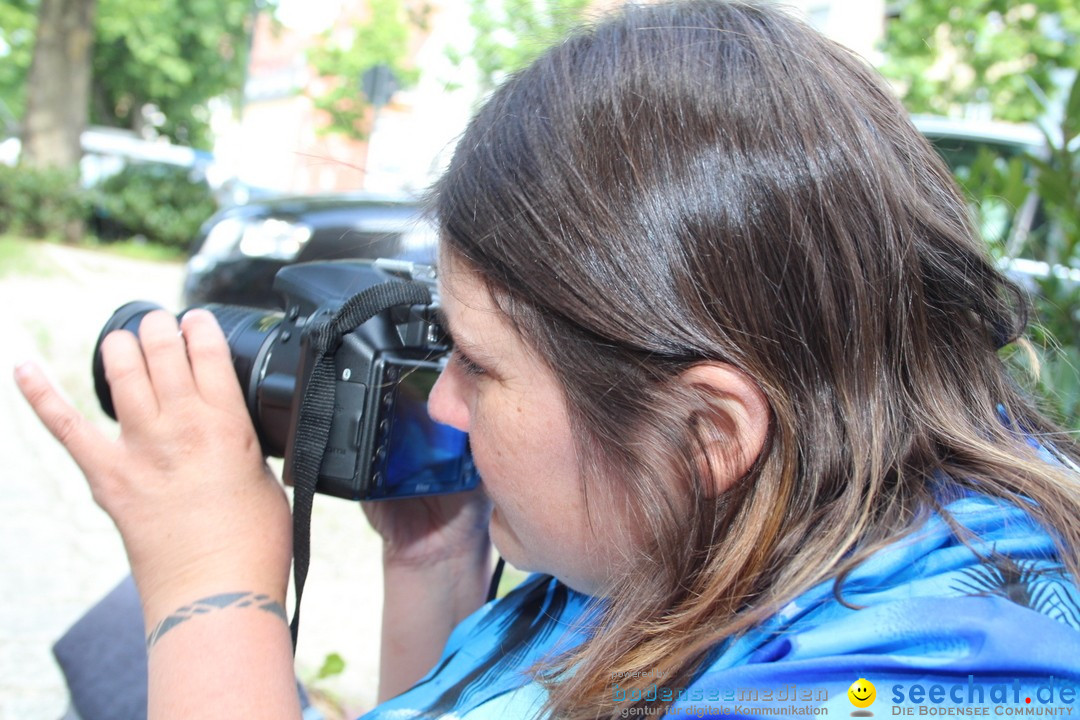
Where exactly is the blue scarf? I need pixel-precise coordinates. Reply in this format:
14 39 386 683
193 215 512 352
362 495 1080 719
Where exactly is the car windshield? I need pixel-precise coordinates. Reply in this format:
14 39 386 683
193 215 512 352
917 118 1045 259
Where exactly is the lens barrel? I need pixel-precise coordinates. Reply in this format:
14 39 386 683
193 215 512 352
92 303 287 454
91 301 162 420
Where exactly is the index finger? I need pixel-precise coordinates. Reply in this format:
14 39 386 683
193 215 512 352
14 361 113 479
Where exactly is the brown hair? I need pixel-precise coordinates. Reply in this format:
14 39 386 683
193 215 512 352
432 2 1080 717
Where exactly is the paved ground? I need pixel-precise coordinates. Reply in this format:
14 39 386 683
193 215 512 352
1 242 385 719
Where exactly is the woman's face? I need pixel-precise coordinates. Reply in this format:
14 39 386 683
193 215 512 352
428 263 625 595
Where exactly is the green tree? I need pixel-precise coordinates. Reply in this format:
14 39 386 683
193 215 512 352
1019 74 1080 428
449 0 590 92
882 0 1080 122
0 0 36 126
91 0 262 148
307 0 425 141
20 0 95 172
0 0 265 151
885 3 1080 429
16 0 96 243
942 74 1080 428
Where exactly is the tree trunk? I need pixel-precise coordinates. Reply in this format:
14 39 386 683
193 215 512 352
22 0 97 170
20 0 97 240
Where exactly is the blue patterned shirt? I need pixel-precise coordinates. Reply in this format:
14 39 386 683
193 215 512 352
361 494 1080 719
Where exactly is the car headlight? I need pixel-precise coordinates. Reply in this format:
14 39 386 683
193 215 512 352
192 217 313 270
238 218 313 260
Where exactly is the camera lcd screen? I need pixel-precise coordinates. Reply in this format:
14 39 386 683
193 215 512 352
370 364 478 500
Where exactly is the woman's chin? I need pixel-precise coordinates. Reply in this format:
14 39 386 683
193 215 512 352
488 509 525 568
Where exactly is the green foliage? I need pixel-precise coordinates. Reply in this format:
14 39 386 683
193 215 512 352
944 145 1033 255
307 0 424 141
882 0 1080 122
94 163 217 249
1017 74 1080 429
1029 72 1080 266
0 0 36 124
1 0 265 148
315 652 347 681
0 164 89 238
449 0 590 92
91 0 260 148
959 73 1080 429
82 235 187 262
0 234 57 277
888 3 1080 427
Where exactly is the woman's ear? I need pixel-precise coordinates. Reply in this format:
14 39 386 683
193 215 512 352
680 363 770 495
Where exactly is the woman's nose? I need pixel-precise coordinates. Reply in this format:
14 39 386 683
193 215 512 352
428 362 469 432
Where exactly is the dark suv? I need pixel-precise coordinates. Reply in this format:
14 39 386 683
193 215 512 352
182 193 434 307
183 117 1077 308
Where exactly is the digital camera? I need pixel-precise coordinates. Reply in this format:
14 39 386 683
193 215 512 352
92 259 477 501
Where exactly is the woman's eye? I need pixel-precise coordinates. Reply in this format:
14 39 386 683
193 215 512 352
453 351 487 377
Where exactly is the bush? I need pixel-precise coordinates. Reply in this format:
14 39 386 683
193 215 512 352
0 164 89 239
948 76 1080 430
996 75 1080 431
1019 75 1080 430
92 162 217 250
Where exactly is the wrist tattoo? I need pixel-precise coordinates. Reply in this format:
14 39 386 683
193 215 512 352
146 591 288 649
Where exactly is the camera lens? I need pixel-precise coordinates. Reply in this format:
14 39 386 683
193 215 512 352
91 301 162 420
92 303 287 453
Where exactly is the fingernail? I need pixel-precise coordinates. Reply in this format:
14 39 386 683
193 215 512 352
14 361 37 380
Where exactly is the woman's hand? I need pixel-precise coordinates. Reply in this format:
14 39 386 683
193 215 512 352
363 476 493 701
363 486 492 568
366 488 494 701
14 309 293 625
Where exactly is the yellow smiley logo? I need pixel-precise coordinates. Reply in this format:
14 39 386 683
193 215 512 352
848 678 876 709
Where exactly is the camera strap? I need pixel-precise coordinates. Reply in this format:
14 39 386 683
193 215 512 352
287 280 432 652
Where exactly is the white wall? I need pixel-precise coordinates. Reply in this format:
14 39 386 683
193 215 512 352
779 0 887 64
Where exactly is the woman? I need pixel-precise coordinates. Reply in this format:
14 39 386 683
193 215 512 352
16 1 1080 718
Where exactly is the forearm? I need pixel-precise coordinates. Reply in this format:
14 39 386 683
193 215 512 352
16 319 302 718
145 587 301 720
378 542 492 702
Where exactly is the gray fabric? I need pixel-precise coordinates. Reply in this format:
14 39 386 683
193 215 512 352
53 576 147 720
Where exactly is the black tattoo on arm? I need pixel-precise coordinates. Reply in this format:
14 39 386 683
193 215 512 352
146 591 288 649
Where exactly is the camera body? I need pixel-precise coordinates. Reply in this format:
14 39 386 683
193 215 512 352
93 259 477 501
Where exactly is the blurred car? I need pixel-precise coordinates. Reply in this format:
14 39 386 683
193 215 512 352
914 115 1043 246
1 125 220 185
183 116 1076 309
913 115 1080 292
1 125 242 243
182 193 436 307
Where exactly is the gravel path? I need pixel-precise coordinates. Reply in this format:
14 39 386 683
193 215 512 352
1 242 384 719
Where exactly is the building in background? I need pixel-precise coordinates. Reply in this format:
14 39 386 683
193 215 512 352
784 0 887 64
214 0 477 197
218 0 888 197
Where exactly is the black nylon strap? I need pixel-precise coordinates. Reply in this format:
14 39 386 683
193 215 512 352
289 280 432 650
486 556 506 602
